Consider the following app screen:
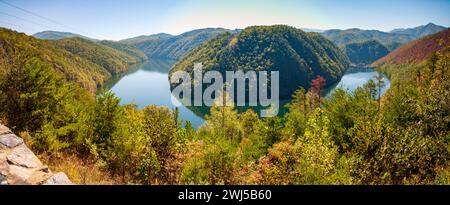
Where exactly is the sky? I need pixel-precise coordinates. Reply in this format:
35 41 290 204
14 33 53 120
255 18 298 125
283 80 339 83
0 0 449 40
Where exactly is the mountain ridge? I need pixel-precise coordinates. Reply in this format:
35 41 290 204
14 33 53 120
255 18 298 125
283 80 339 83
373 28 450 66
321 23 447 51
33 30 98 41
170 25 350 99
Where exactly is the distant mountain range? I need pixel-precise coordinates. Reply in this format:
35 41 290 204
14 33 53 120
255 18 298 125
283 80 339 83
119 33 173 45
320 23 447 51
33 31 99 42
373 28 450 66
122 28 237 60
389 23 446 39
31 23 447 68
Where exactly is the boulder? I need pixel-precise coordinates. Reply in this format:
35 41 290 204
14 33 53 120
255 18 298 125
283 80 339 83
0 124 73 185
7 144 43 168
0 134 24 148
0 124 11 135
0 174 7 185
42 172 73 185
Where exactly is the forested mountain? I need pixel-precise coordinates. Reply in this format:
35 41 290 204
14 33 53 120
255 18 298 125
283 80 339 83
33 30 98 41
53 37 146 74
373 28 450 66
33 31 149 66
321 28 413 51
0 28 110 93
130 28 232 60
119 33 173 45
344 40 389 66
98 40 148 63
171 25 350 99
321 23 447 51
1 28 148 93
390 23 447 39
1 24 449 186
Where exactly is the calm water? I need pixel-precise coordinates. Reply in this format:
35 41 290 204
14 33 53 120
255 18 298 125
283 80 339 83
108 59 204 128
108 61 390 128
325 68 391 98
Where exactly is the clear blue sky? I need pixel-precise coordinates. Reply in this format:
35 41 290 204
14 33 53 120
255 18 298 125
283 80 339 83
0 0 448 40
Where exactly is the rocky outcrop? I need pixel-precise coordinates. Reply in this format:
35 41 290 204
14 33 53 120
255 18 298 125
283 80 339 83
0 124 72 185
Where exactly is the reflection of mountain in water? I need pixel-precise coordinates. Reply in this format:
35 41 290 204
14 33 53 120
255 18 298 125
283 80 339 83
140 58 177 73
172 67 391 120
102 58 176 91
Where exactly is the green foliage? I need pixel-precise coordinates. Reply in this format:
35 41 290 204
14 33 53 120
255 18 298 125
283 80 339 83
344 40 389 66
0 26 448 185
180 137 236 185
321 28 414 51
91 91 122 158
54 37 144 74
0 57 93 153
294 108 341 184
133 28 229 60
0 28 110 93
171 25 350 99
140 105 178 184
99 40 148 63
203 94 242 143
323 86 378 152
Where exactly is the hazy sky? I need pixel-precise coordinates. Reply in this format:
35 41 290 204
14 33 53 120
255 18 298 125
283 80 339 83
0 0 449 40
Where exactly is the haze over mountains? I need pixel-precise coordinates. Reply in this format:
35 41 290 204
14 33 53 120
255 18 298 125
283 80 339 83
373 28 450 66
32 23 447 67
33 30 99 42
1 16 449 186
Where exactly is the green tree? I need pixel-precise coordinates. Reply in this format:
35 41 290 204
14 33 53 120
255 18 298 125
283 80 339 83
294 108 342 184
0 57 93 153
91 90 122 159
141 105 178 184
181 136 236 185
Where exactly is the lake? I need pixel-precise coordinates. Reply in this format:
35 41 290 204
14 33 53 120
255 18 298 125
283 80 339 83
108 60 390 128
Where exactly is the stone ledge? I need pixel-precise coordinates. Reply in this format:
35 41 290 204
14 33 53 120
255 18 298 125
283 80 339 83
0 124 73 185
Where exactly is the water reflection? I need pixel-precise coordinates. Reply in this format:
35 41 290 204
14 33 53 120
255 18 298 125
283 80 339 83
107 62 390 129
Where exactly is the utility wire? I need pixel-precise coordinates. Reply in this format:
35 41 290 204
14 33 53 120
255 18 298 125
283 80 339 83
0 11 54 30
0 20 22 28
0 0 102 39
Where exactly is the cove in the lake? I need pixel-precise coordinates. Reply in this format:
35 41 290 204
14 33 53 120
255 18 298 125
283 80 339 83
106 60 390 128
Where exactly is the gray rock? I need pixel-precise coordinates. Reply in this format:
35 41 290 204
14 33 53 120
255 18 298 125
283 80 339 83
7 164 34 184
42 172 73 185
0 124 12 135
7 144 43 168
0 134 23 148
0 174 7 185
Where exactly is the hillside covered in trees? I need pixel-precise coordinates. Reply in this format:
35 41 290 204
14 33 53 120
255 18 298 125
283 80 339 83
53 37 147 75
373 28 450 66
321 23 446 51
0 28 149 93
33 30 98 41
344 40 389 66
171 25 350 99
0 28 110 93
126 28 232 60
0 25 448 185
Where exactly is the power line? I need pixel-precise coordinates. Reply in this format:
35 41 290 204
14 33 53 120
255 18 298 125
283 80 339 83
0 20 22 28
0 0 101 39
0 11 54 30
